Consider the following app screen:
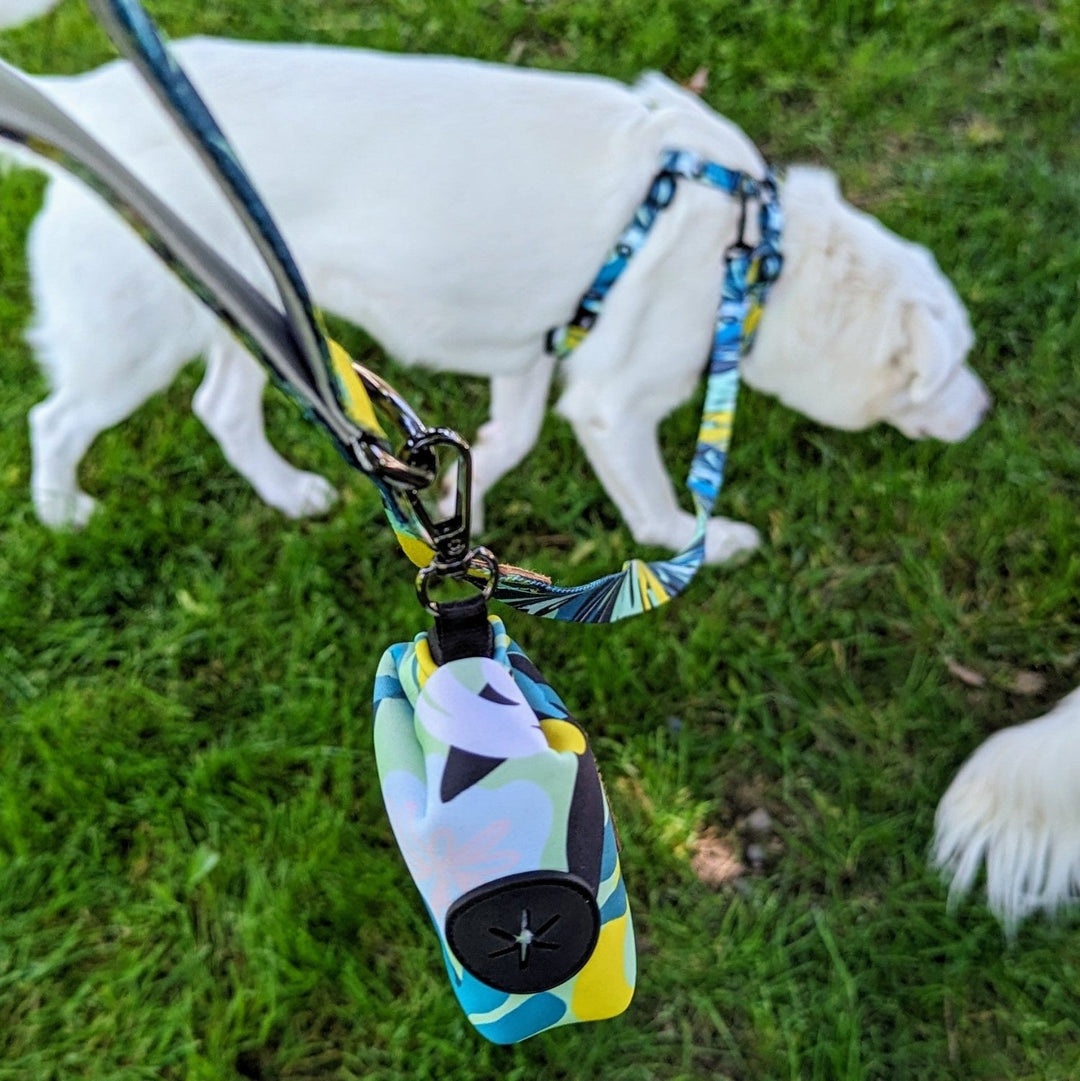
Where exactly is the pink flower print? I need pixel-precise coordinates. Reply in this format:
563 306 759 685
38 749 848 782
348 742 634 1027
407 818 520 920
381 770 556 926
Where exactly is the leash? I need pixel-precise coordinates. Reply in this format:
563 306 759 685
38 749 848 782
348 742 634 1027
0 0 782 1040
500 152 783 621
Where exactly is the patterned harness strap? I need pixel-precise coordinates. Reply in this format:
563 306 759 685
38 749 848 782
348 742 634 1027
492 150 784 623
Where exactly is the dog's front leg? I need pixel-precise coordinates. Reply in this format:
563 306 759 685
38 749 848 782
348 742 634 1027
193 338 338 518
559 399 760 564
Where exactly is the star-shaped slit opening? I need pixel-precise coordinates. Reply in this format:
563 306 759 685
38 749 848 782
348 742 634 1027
487 909 562 967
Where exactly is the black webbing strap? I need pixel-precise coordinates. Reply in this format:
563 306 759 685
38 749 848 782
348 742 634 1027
428 593 495 664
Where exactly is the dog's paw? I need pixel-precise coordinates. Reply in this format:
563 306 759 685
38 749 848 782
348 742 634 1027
34 488 99 530
274 472 338 519
629 512 760 563
704 517 761 564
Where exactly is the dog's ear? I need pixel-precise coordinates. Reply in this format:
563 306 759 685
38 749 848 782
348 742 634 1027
783 167 844 229
895 300 954 404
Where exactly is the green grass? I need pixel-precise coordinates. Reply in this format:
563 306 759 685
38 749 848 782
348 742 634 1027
2 0 1080 1078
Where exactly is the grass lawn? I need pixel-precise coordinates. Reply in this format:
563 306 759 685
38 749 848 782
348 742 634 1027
2 0 1079 1077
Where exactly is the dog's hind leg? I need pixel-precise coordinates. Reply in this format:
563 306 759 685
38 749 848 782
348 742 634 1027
28 329 200 529
28 313 199 528
29 314 224 527
192 336 338 518
29 390 114 528
27 184 212 527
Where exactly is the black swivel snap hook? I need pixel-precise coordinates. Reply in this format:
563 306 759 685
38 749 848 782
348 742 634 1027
399 429 499 619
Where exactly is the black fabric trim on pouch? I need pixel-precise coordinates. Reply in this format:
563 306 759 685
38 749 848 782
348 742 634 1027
428 593 494 664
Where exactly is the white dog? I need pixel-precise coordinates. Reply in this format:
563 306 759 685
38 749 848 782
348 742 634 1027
934 688 1080 932
13 38 988 563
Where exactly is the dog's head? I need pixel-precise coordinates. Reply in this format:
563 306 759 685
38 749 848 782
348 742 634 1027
743 167 989 442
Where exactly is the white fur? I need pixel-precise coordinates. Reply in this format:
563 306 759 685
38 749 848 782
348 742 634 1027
0 0 58 29
13 38 988 555
934 686 1080 932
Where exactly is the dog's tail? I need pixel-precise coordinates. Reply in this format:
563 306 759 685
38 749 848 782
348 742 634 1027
0 0 60 31
933 685 1080 933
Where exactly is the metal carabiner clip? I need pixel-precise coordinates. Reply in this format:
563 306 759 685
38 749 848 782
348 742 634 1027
398 429 500 614
399 428 474 564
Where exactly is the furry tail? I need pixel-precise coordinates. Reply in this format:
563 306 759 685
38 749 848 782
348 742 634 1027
0 0 59 30
933 685 1080 933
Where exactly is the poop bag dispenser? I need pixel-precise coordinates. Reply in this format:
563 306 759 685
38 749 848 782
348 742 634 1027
373 598 635 1043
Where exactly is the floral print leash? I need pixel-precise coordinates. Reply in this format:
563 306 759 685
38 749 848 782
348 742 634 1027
0 0 783 1043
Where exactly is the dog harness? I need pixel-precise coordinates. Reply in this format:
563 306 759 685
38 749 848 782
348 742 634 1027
497 152 784 621
0 0 783 1043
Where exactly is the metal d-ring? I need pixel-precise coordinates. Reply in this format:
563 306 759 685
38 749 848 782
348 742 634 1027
416 545 500 616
